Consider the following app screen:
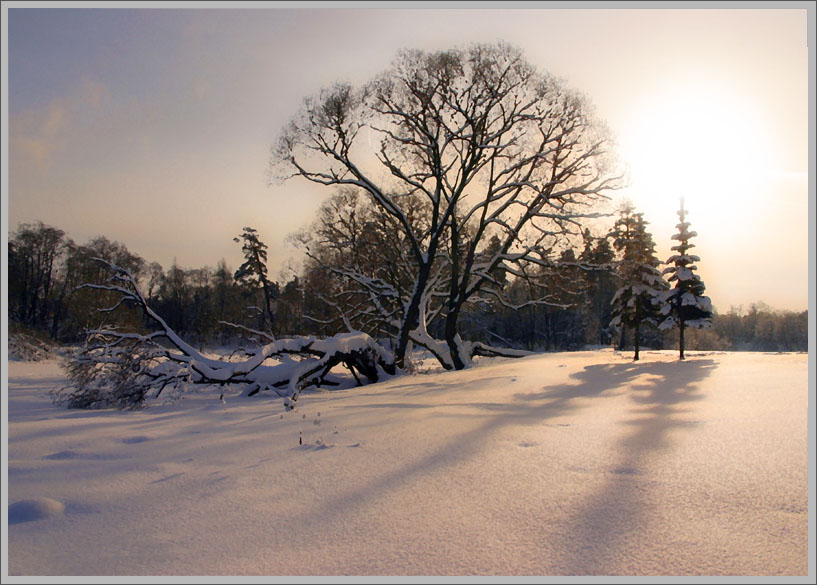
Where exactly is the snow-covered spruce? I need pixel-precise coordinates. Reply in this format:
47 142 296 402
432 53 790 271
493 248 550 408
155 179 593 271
659 198 713 360
54 260 397 410
608 203 668 361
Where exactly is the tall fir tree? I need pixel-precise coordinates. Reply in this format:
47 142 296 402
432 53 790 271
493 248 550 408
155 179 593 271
659 197 713 360
234 227 279 336
609 203 668 361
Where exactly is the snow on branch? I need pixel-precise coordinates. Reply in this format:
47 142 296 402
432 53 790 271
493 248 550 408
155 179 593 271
55 259 396 410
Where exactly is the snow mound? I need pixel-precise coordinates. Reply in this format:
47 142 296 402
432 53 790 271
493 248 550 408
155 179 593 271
8 498 66 524
8 333 58 362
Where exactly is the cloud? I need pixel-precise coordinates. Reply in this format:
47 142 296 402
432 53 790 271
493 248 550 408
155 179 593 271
10 99 70 170
10 78 111 171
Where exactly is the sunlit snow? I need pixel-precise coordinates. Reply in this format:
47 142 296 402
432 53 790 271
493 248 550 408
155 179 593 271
5 350 809 576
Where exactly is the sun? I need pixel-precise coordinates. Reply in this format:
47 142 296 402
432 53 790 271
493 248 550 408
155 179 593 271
617 79 773 223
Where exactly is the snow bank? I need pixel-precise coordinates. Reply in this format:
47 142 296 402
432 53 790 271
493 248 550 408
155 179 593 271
4 351 809 577
8 498 65 524
7 333 58 362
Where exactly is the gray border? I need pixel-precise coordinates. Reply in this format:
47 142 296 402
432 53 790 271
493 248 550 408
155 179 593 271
2 1 814 584
808 2 816 584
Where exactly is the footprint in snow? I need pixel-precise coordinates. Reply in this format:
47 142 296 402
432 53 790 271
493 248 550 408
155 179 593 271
122 436 150 444
150 472 185 484
610 466 642 476
43 450 121 461
518 441 537 448
300 441 334 451
8 497 65 524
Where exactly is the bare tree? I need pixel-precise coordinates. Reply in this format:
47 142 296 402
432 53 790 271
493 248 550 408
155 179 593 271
272 42 621 370
8 222 67 330
291 188 428 346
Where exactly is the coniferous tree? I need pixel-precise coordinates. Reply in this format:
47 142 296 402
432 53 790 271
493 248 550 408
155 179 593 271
609 203 668 361
234 227 278 336
659 197 713 359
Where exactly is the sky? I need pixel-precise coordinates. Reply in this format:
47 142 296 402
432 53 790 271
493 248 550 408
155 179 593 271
3 2 813 313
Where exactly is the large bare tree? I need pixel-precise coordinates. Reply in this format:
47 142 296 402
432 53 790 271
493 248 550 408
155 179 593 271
272 42 621 369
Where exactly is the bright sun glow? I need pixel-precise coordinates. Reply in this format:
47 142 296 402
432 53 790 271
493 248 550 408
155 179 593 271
618 80 774 222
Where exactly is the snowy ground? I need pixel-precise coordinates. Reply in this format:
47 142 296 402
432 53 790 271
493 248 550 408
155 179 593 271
3 349 811 577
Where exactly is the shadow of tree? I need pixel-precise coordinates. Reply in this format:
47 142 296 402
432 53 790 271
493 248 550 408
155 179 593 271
291 356 717 566
552 358 717 575
514 361 652 404
338 362 650 421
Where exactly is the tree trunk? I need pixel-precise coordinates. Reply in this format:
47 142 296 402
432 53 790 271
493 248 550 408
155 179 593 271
262 283 276 337
444 306 466 370
679 320 686 360
633 322 640 361
394 261 433 369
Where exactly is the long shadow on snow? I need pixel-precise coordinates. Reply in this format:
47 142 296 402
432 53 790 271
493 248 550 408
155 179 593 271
292 357 708 556
331 375 513 404
336 366 646 420
551 358 717 575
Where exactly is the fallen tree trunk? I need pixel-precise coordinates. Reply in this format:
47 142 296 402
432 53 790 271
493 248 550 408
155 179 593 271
54 260 395 410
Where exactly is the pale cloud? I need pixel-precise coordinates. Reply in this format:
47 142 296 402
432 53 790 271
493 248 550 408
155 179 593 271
10 77 112 171
10 99 70 170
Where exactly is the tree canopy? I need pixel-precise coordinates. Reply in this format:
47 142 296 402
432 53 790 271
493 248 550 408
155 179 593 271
271 41 622 369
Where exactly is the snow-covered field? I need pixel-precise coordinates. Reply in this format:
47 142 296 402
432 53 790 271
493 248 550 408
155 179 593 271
3 349 811 577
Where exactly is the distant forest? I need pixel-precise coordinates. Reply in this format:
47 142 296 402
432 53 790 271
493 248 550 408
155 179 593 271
7 219 808 354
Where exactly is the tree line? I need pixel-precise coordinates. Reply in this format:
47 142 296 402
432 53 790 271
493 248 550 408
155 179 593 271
7 222 307 347
7 212 806 356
